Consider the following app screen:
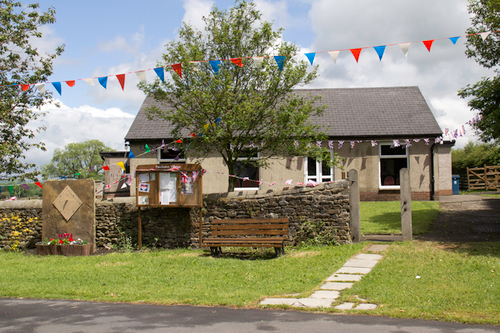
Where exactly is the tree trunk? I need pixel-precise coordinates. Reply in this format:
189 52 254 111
227 160 236 192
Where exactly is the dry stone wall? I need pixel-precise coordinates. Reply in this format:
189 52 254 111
0 180 351 250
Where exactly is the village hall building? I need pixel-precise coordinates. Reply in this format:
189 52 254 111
124 86 454 201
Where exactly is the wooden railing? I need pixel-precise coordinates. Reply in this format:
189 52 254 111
467 165 500 191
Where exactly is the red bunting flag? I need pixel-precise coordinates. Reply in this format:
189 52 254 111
350 48 362 63
21 84 30 91
230 58 243 67
102 165 110 171
35 182 43 189
422 40 435 52
66 80 75 87
116 74 126 91
171 63 182 78
188 133 196 137
175 139 183 143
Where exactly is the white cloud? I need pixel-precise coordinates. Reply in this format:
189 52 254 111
254 0 289 29
26 100 135 169
181 0 213 31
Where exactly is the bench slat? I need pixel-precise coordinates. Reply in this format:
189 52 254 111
211 218 288 225
214 230 288 236
214 223 288 230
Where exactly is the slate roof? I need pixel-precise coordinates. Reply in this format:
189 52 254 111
125 86 442 141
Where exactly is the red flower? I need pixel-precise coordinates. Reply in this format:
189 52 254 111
59 240 63 244
69 238 74 242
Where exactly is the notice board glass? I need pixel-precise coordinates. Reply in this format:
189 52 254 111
135 164 202 208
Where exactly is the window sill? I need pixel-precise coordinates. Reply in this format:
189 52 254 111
379 186 401 190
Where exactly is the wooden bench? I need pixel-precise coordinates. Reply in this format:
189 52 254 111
202 218 289 256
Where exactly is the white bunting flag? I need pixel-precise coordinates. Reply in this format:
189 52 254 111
252 57 265 68
83 78 95 86
136 71 147 83
328 51 340 64
35 83 45 94
479 31 491 41
399 43 411 58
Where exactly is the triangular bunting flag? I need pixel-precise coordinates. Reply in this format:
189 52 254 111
350 48 362 63
373 45 386 61
145 144 151 153
479 31 491 41
422 40 435 52
98 76 108 89
449 36 460 44
83 78 95 86
22 184 29 190
8 185 13 196
209 60 221 75
274 56 286 71
136 70 147 83
51 82 62 96
171 63 182 78
328 51 340 64
35 182 42 189
66 80 75 87
21 84 30 91
252 57 265 68
129 151 135 159
304 52 316 65
117 161 126 171
154 67 165 83
35 83 45 94
102 165 110 171
399 43 411 57
230 58 243 67
116 74 125 91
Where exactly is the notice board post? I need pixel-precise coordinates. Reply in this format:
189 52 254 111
135 164 203 250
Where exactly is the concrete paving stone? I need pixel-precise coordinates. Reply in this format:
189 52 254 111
326 274 363 282
353 253 383 261
366 244 389 252
292 298 334 308
343 259 379 268
260 298 297 306
335 267 372 274
320 282 353 290
354 303 378 310
310 290 340 299
334 302 355 310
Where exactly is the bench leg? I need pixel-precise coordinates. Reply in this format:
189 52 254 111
210 247 223 257
274 247 284 257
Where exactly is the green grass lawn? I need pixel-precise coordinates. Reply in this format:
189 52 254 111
340 241 500 325
0 244 364 307
360 201 440 235
480 193 500 198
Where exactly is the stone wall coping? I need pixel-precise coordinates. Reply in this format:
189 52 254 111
0 200 42 209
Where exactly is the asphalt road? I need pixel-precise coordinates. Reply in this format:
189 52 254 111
1 298 499 333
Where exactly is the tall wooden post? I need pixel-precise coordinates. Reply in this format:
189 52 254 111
349 169 361 243
400 168 412 241
138 207 142 250
199 174 203 248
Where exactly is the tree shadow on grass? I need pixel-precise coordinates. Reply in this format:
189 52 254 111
200 248 279 260
362 207 440 235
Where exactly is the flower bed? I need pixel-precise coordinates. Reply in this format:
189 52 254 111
36 233 91 256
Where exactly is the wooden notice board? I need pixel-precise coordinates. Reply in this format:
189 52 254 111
135 164 203 208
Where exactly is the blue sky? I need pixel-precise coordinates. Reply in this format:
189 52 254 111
26 0 493 168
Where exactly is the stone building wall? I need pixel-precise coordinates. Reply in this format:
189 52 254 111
0 180 351 250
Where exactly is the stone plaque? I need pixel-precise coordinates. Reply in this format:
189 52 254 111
42 179 95 253
53 186 83 222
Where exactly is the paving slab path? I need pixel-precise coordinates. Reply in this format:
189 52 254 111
260 245 389 309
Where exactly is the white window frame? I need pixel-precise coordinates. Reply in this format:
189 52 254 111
235 151 260 191
379 143 409 190
157 148 186 163
304 151 335 184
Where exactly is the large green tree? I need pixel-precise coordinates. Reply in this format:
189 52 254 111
452 141 500 181
0 0 64 180
458 0 500 141
41 140 115 180
142 1 339 191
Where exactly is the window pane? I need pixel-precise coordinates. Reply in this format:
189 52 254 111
381 145 406 156
380 158 407 186
321 161 331 176
235 160 259 188
308 157 317 176
160 148 185 160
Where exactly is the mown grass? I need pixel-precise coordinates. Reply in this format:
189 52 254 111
480 193 500 198
0 244 364 307
360 201 440 235
339 241 500 325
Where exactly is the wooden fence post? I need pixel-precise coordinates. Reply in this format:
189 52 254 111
349 169 361 243
400 168 412 241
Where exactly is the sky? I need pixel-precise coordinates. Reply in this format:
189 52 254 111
24 0 494 169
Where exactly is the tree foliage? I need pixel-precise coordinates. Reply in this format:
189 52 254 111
141 1 339 191
452 141 500 180
0 0 64 180
458 0 500 142
41 140 115 180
